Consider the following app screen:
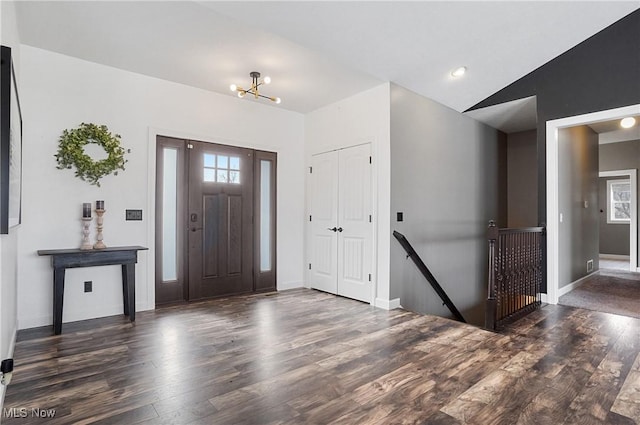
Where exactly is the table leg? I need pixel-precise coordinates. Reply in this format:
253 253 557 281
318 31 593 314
121 264 129 316
122 263 136 322
53 267 65 335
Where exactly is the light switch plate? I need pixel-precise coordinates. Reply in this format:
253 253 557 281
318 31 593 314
126 209 143 221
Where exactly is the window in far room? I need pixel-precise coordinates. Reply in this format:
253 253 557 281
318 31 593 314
607 179 631 224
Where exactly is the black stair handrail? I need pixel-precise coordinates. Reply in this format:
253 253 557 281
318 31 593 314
393 231 466 323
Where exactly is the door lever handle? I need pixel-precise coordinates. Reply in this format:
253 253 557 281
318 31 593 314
327 227 337 232
190 227 203 232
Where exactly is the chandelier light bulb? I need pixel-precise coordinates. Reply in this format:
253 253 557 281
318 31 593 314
263 76 271 85
229 84 237 92
620 117 636 129
237 91 245 98
274 97 281 104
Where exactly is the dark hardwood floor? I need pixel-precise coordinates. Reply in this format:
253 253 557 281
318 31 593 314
3 288 639 424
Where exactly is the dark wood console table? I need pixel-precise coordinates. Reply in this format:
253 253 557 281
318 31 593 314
37 246 148 335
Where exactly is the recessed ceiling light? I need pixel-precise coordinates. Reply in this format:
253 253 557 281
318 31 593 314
620 117 636 129
451 66 467 78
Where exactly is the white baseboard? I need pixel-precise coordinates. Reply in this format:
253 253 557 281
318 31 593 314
18 315 51 330
278 281 304 291
599 254 631 260
540 293 549 304
19 301 151 330
558 271 600 297
374 297 401 310
1 326 18 410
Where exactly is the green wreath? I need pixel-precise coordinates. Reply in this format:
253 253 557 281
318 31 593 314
55 123 129 187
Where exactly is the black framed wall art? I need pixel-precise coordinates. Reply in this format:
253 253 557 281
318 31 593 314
1 45 23 234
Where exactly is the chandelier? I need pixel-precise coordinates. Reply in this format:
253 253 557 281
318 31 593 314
230 71 281 104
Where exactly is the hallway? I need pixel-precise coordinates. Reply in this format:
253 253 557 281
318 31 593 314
559 269 640 319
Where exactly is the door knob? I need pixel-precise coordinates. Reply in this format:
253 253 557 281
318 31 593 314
327 227 337 232
337 227 343 232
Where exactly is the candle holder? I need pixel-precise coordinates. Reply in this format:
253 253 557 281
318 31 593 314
80 217 93 250
93 209 107 249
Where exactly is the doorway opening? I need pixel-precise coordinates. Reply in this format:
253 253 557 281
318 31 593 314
599 169 637 272
546 104 640 304
155 136 277 305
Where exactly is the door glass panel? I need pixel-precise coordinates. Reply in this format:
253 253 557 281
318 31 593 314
204 153 216 167
260 160 272 272
204 169 216 182
203 153 241 184
204 153 216 182
162 148 178 281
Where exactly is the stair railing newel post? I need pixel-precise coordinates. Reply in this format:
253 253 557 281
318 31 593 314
486 220 498 330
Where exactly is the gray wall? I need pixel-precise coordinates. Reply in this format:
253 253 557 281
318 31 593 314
599 139 640 264
468 10 640 231
390 84 506 326
598 177 630 255
507 130 538 227
558 126 599 288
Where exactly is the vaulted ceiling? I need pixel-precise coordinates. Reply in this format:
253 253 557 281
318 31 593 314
14 1 640 114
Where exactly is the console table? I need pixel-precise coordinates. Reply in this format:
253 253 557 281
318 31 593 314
38 246 148 335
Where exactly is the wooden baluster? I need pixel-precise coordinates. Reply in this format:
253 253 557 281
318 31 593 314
486 221 498 330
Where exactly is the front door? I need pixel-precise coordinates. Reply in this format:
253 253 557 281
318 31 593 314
187 140 254 300
155 137 276 304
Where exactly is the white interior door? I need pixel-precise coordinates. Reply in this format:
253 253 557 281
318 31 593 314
309 151 339 294
309 144 373 303
337 144 373 302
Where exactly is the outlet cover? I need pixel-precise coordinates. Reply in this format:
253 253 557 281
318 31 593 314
587 259 594 273
126 209 143 221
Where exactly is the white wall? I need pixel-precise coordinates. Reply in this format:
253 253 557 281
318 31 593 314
304 83 394 308
18 46 305 329
1 0 21 408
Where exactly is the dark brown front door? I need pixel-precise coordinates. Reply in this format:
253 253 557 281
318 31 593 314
187 140 254 299
155 136 276 305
